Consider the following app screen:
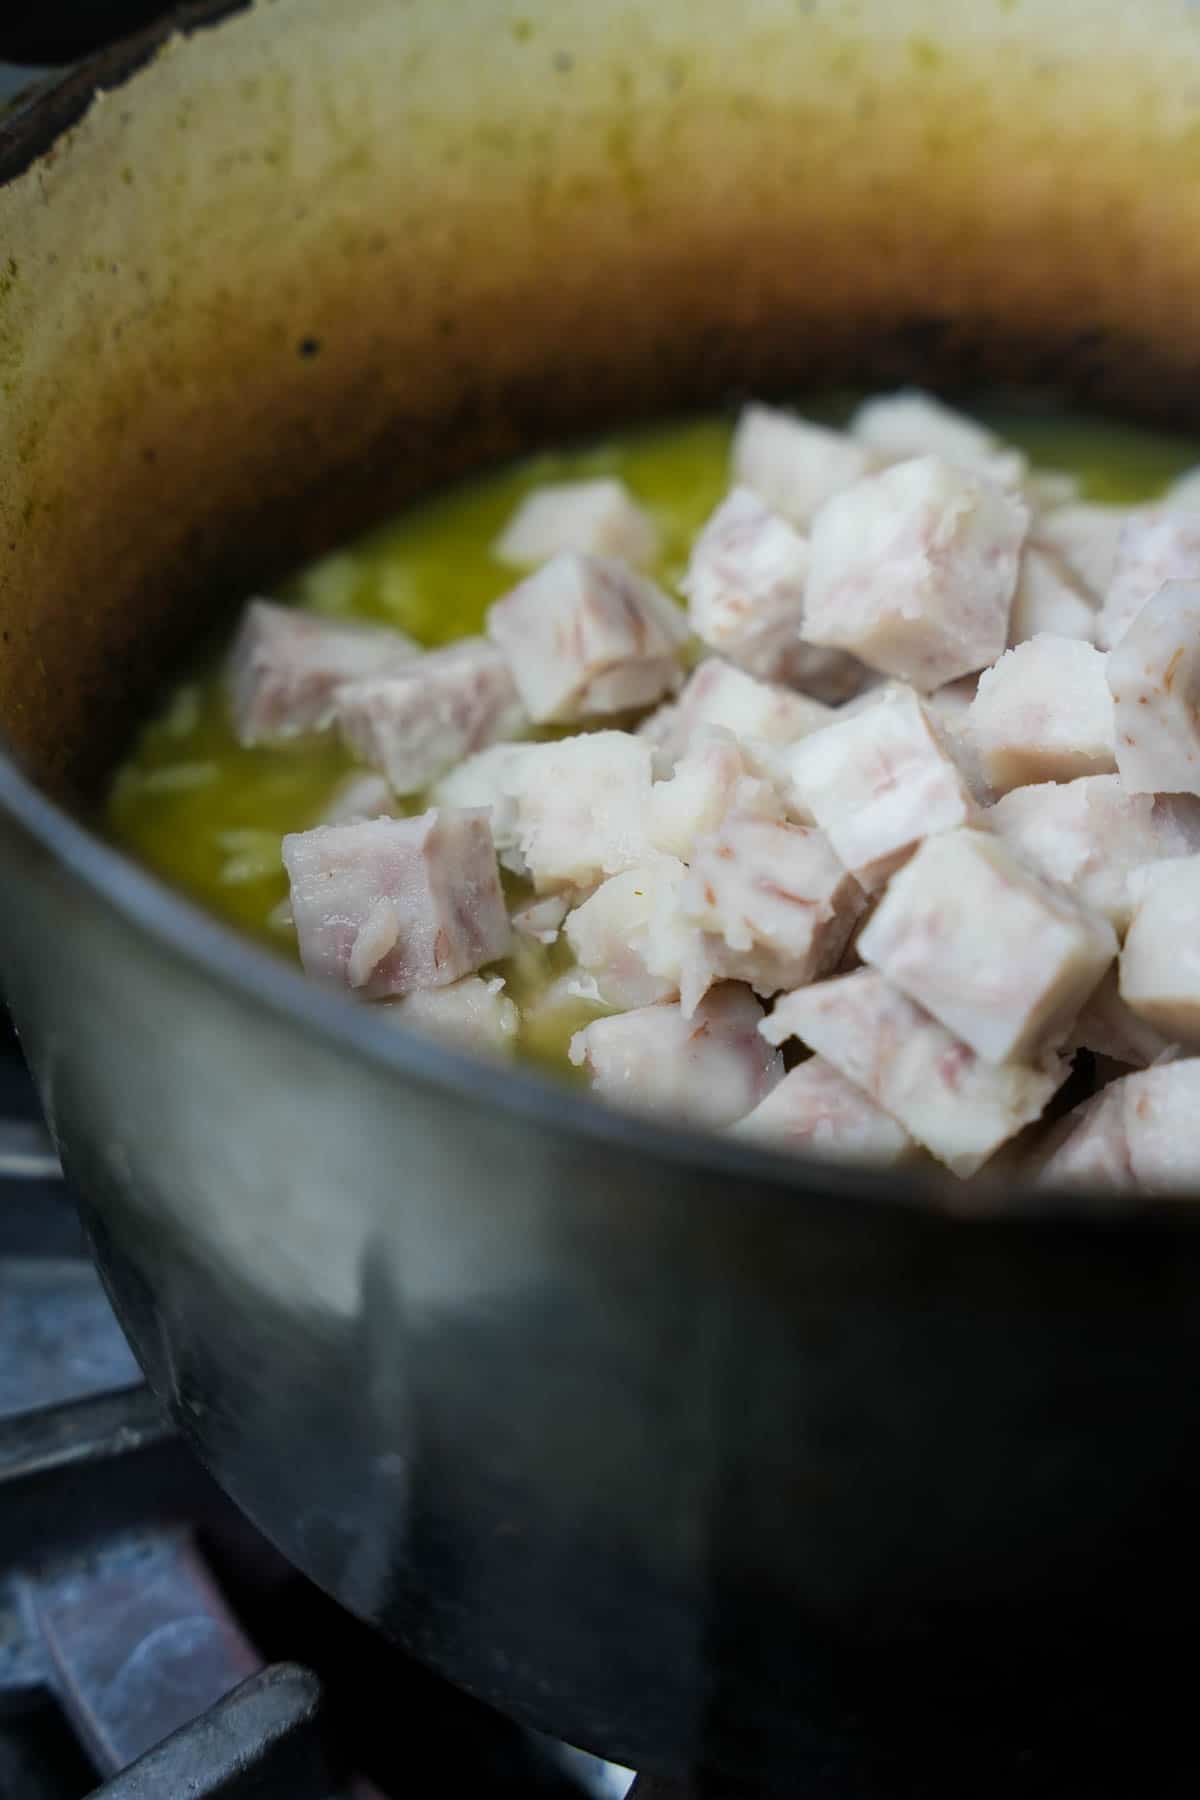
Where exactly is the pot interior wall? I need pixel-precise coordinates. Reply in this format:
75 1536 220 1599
3 0 1200 805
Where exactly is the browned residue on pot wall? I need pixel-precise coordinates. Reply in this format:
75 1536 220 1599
3 0 1200 801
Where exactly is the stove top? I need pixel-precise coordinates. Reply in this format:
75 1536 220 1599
0 1021 633 1798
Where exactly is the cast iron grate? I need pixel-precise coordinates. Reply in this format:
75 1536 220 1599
0 1357 621 1799
0 1021 620 1798
91 1664 352 1800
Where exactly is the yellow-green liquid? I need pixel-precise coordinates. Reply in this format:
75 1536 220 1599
105 402 1200 1066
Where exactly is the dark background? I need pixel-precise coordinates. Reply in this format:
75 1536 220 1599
0 5 177 66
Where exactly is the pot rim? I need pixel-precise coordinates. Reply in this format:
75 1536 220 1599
0 5 1174 1234
0 0 249 179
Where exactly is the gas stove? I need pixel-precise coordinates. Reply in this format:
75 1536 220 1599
0 1022 637 1798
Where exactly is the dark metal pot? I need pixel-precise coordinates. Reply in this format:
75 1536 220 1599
4 2 1200 1788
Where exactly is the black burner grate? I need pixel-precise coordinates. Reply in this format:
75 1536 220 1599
0 1025 622 1799
93 1665 354 1800
0 1323 621 1799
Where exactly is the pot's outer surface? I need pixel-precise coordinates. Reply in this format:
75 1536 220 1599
4 1 1200 1785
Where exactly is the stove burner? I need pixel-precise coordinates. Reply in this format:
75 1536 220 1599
94 1665 348 1800
0 1331 628 1799
0 1332 367 1798
0 1026 626 1798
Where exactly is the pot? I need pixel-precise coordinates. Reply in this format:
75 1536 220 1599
3 2 1200 1787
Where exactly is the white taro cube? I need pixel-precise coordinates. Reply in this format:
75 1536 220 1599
383 976 519 1055
922 677 991 803
733 1056 914 1165
1068 966 1174 1069
986 775 1200 934
503 731 654 891
966 635 1115 795
281 809 510 1000
1119 856 1200 1045
640 658 833 768
731 404 875 526
681 486 807 663
564 853 699 1011
679 486 867 698
431 742 532 874
1008 548 1095 646
1037 1083 1131 1191
922 675 978 737
1032 503 1129 602
493 479 659 569
779 684 974 890
511 894 571 945
1111 1060 1200 1195
228 600 416 746
857 827 1116 1064
1041 1060 1200 1196
1097 510 1200 649
336 638 527 794
646 727 780 862
486 552 686 725
801 455 1028 690
1023 469 1083 512
762 970 1063 1178
682 813 863 998
319 772 396 826
850 389 1026 488
1108 581 1200 795
569 985 783 1127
